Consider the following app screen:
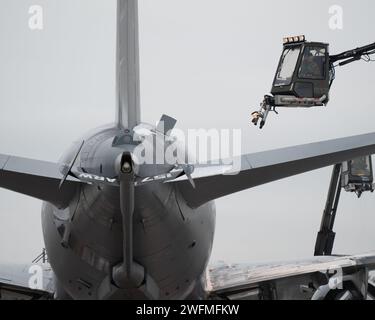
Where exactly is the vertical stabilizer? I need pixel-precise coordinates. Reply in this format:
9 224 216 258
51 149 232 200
115 0 141 129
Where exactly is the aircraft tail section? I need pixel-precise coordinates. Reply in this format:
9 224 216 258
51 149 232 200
115 0 141 130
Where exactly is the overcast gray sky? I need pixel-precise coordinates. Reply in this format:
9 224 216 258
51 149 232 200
0 0 375 265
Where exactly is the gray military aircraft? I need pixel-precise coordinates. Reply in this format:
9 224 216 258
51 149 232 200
1 0 375 300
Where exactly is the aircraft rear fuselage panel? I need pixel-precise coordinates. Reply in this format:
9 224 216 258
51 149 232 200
42 124 216 300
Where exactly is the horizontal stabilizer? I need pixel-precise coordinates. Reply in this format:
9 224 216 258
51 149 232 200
172 132 375 208
0 154 81 209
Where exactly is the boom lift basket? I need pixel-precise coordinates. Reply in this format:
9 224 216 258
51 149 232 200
271 37 330 105
251 36 375 129
341 156 374 196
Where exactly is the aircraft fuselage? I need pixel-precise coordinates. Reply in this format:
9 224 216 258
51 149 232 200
41 124 216 300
